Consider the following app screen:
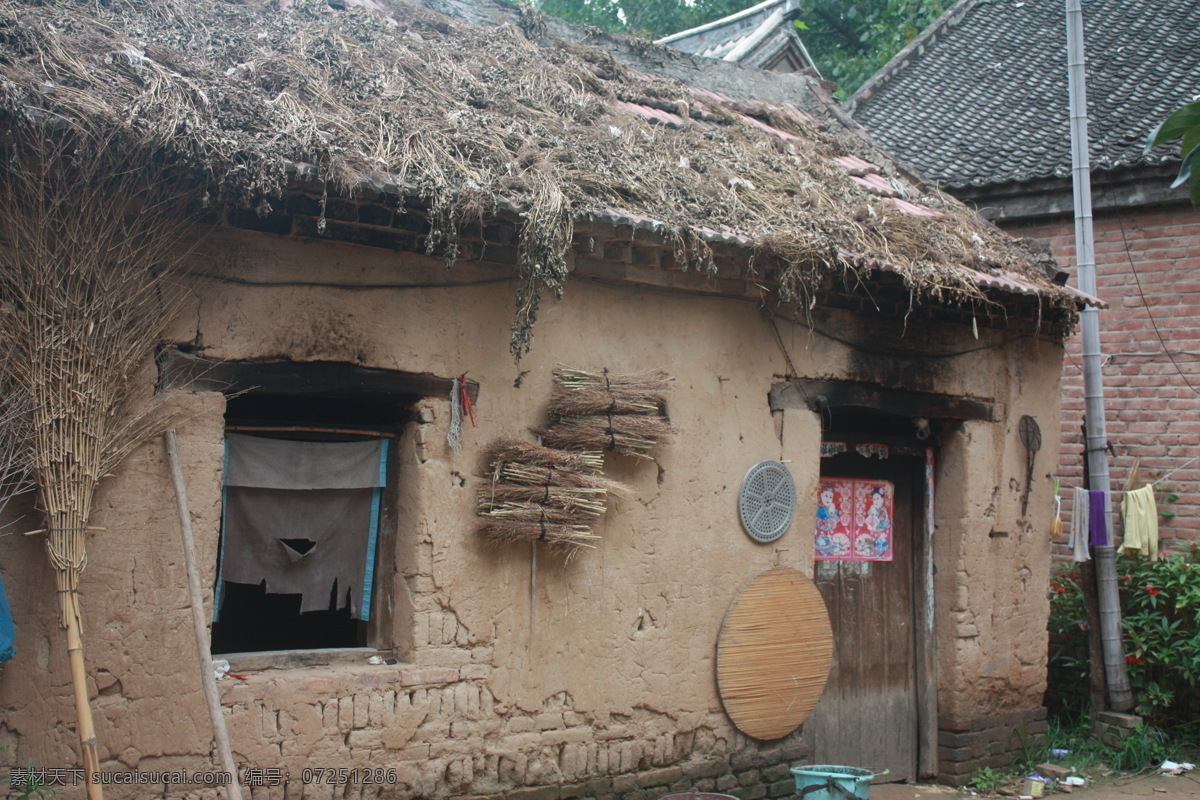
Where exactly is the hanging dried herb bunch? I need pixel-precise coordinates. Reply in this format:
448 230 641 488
540 366 674 460
477 439 621 555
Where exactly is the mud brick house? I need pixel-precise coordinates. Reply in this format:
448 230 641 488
847 0 1200 549
0 0 1093 796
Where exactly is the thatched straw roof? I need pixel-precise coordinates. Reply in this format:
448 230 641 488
0 0 1089 353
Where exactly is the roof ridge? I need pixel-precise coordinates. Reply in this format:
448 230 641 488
722 7 787 62
844 0 981 114
656 0 795 45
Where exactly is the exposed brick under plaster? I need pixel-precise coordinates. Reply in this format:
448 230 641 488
936 707 1049 786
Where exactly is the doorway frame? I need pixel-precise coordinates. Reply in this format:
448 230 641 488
773 378 996 778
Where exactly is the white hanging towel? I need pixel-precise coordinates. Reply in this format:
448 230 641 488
1068 486 1091 562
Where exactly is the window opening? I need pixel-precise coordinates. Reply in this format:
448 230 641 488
211 392 408 655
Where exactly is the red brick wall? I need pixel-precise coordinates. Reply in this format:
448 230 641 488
1004 203 1200 553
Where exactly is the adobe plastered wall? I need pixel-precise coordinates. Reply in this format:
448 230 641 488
932 333 1064 721
0 226 1061 797
1005 202 1200 551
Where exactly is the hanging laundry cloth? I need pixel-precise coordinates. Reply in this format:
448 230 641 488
1088 489 1109 547
1068 486 1091 562
1121 485 1159 561
0 568 14 663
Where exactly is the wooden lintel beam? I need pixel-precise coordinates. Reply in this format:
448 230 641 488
157 349 479 403
769 380 994 422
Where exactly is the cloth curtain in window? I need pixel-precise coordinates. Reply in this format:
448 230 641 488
219 434 385 619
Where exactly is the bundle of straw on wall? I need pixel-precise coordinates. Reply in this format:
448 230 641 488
483 439 604 476
477 438 618 555
540 366 674 459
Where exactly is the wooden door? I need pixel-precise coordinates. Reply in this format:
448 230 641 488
804 452 923 781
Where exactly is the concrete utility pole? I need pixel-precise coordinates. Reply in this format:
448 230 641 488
1064 0 1133 711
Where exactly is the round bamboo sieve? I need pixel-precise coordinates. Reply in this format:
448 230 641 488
716 566 833 740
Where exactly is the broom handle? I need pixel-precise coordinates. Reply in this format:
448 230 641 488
64 589 104 800
164 430 244 800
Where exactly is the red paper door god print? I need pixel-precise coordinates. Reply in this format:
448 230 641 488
815 479 854 559
815 478 894 562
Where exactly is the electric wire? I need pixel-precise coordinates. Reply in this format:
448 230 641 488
1104 174 1200 395
183 270 517 290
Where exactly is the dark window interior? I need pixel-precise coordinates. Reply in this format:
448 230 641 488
211 390 413 655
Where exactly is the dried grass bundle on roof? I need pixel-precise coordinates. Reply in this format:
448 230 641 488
540 366 673 459
477 438 620 555
0 0 1079 358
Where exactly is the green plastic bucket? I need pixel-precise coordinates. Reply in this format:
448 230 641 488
790 765 888 800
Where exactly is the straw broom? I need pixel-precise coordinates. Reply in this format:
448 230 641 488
0 373 33 525
0 126 199 799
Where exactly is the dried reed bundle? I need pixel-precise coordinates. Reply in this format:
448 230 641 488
481 485 609 513
477 511 600 554
548 384 660 416
477 438 617 555
542 366 674 459
540 415 674 460
491 463 614 490
550 366 673 409
0 124 200 798
483 438 604 475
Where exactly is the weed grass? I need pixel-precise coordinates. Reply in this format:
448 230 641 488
963 710 1200 797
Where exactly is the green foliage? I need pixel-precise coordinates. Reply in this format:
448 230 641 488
1048 543 1200 729
532 0 748 38
1043 713 1112 774
965 765 1006 793
532 0 948 97
1108 724 1169 771
1048 570 1091 689
1119 543 1200 725
1149 100 1200 205
793 0 948 97
4 761 58 800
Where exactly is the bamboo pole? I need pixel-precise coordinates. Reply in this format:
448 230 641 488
1064 0 1133 711
64 587 103 800
163 430 244 800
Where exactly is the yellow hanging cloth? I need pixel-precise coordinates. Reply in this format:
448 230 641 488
1121 485 1159 561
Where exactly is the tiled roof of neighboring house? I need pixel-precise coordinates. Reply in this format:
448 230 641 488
656 0 816 73
846 0 1200 189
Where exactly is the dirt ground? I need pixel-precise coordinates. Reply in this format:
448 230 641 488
871 772 1200 800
